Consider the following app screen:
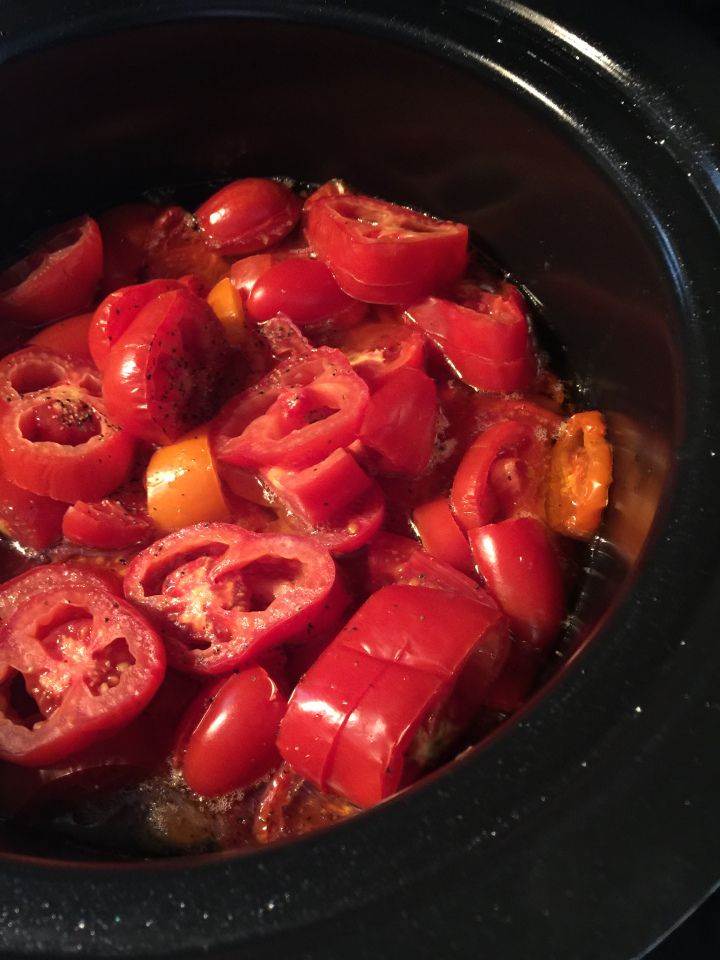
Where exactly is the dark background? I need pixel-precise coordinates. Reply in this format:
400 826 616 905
554 3 720 955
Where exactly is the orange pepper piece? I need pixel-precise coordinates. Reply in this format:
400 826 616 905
207 277 247 348
29 312 94 361
546 411 612 540
146 427 230 534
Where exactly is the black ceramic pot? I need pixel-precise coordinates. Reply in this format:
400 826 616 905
1 2 719 957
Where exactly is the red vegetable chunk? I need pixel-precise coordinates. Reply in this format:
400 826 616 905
196 178 301 257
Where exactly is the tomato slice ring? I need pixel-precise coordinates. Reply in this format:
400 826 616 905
124 523 337 674
0 216 103 327
0 345 101 407
450 419 551 532
546 410 612 540
212 347 369 470
0 566 165 767
0 383 135 503
306 194 468 304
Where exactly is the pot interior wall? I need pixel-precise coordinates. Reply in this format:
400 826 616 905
0 18 681 860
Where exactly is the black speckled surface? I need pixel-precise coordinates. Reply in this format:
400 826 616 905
0 1 719 957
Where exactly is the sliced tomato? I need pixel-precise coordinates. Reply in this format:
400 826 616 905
0 216 103 327
247 257 363 330
0 385 135 503
97 203 159 294
29 313 94 362
450 419 551 532
0 565 165 767
302 179 350 210
364 532 492 606
89 278 184 370
278 584 507 807
212 347 369 470
0 345 101 404
262 448 385 555
483 640 545 713
405 285 536 392
469 517 565 649
359 367 437 475
102 288 226 445
124 523 336 674
306 194 468 304
546 411 612 540
143 206 229 289
337 318 425 390
145 426 231 534
196 178 301 257
62 499 152 550
412 497 474 575
174 666 287 797
0 468 66 551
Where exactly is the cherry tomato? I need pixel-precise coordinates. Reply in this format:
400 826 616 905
145 426 231 534
124 523 337 674
0 384 135 504
405 285 536 392
0 564 165 766
469 517 565 649
29 313 94 362
359 367 437 475
62 499 152 550
230 253 278 301
247 257 361 330
212 347 369 470
450 419 551 532
278 584 507 807
0 468 66 551
196 178 301 257
89 279 184 370
143 206 229 289
0 216 103 327
175 667 287 797
338 318 425 390
102 288 226 445
306 194 468 304
412 497 474 575
97 203 159 293
546 411 612 540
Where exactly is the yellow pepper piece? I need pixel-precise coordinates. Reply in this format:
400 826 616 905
207 277 247 348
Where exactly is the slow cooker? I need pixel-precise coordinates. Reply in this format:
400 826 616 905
1 1 719 957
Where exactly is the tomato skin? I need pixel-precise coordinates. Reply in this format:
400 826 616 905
247 258 359 329
359 367 437 475
338 318 425 390
89 279 184 370
412 497 474 575
212 347 369 471
0 469 66 551
230 253 278 301
175 667 287 797
97 203 158 294
263 448 386 555
469 517 565 649
546 411 612 540
405 287 536 392
143 205 229 288
0 216 103 327
278 584 507 807
196 179 302 257
102 288 226 445
306 194 468 304
62 499 152 550
29 313 94 362
450 419 551 532
124 523 337 674
0 385 135 503
0 568 166 767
